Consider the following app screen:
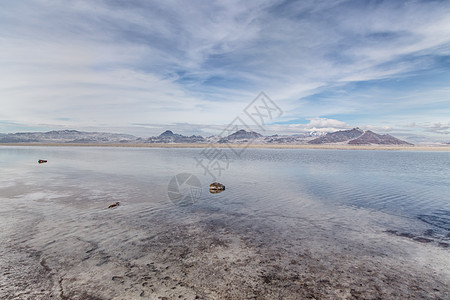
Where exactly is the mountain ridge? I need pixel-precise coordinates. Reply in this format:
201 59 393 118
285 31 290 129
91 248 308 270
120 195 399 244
308 128 364 144
0 128 414 145
348 130 413 145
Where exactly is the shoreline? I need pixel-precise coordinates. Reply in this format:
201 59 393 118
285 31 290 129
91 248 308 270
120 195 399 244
1 142 449 151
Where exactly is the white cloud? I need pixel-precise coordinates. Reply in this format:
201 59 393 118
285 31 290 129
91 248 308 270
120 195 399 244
306 118 350 129
360 125 393 133
0 0 449 141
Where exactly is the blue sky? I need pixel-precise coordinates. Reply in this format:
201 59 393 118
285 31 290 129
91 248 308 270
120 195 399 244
0 0 449 142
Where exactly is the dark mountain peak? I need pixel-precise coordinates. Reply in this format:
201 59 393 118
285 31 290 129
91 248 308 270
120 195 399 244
147 130 205 144
308 127 412 145
349 131 412 145
227 129 262 140
159 130 174 137
216 129 262 144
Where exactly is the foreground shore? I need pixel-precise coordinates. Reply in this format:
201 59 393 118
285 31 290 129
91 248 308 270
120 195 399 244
1 143 450 151
1 193 448 299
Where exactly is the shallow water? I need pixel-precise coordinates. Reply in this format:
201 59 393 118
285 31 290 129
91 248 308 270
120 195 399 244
0 146 449 299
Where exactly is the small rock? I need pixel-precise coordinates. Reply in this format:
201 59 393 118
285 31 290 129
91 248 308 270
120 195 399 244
108 202 120 208
111 275 124 281
209 182 225 193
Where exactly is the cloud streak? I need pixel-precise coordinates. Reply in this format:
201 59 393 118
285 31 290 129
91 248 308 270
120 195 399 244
0 0 449 141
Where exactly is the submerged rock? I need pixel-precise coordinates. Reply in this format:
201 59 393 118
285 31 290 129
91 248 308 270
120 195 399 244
38 159 47 164
108 202 120 208
209 189 224 194
209 182 225 193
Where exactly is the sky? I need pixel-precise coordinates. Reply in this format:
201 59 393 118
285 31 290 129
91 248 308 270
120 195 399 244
0 0 449 143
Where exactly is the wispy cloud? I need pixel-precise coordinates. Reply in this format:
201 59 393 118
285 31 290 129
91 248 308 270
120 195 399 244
425 122 450 135
0 0 449 141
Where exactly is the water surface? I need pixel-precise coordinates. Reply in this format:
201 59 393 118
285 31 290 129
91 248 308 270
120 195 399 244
0 146 449 299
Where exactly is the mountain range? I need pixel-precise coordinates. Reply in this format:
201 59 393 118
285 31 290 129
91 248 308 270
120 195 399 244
0 128 413 146
145 130 206 143
308 128 413 145
0 130 136 144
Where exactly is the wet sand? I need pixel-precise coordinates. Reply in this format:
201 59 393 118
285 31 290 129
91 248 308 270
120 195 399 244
0 190 448 299
1 143 450 151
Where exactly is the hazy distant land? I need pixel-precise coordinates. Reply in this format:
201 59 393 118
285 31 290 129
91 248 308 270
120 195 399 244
1 142 450 151
1 128 449 150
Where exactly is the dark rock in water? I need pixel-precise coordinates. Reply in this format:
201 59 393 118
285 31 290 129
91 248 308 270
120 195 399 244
108 202 120 208
38 159 47 164
209 189 224 194
209 182 225 192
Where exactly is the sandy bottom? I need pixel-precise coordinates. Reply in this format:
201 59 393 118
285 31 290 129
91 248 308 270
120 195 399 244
0 185 449 300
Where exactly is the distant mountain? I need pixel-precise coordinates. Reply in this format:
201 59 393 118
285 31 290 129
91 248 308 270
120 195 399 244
146 130 206 143
218 129 262 143
348 131 413 145
308 128 412 145
159 130 175 137
0 130 137 144
226 129 262 140
0 128 414 145
308 128 364 144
